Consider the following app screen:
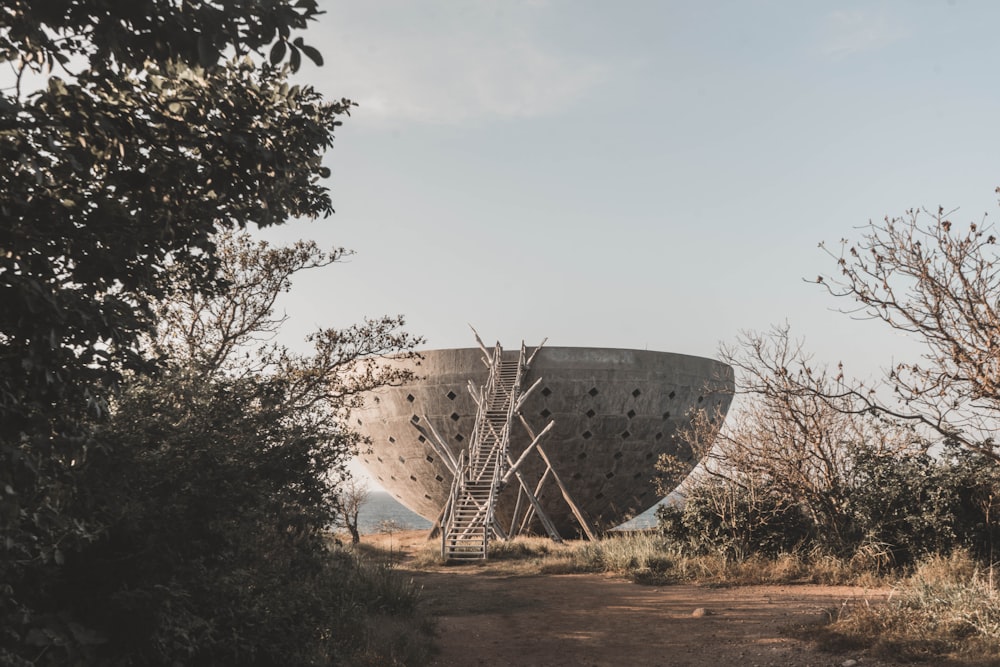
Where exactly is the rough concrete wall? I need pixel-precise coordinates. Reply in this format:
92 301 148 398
352 347 733 535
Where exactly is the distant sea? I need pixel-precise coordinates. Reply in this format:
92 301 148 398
358 491 433 534
358 491 663 534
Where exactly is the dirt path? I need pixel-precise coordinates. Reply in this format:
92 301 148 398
372 532 900 667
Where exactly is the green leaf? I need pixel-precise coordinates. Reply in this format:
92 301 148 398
300 44 323 67
270 39 287 65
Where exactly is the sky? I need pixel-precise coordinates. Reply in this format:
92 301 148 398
258 0 1000 385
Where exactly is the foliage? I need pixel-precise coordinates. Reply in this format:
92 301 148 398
1 0 325 73
2 232 422 664
848 445 1000 567
0 1 426 656
657 482 814 561
660 441 1000 570
1 0 352 636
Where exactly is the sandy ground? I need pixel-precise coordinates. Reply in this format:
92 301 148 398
366 531 904 667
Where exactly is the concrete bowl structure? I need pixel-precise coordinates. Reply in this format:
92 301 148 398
353 347 733 536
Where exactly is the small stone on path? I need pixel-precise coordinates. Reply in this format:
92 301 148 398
691 607 711 617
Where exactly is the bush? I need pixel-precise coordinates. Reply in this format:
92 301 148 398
663 444 1000 571
658 480 814 561
7 371 429 666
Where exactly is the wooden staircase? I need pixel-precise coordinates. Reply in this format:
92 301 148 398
441 343 525 560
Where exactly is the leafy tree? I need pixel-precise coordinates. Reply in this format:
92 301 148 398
9 233 421 664
0 3 373 662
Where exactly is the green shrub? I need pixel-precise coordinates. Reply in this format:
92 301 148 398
9 372 430 666
657 480 813 560
663 445 1000 570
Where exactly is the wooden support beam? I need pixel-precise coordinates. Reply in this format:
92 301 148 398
421 413 461 471
506 455 562 542
466 380 482 407
410 419 458 474
502 420 554 485
491 516 508 541
518 466 551 535
427 504 446 540
509 485 525 536
537 444 599 541
514 376 544 413
469 324 493 364
518 414 599 541
524 337 548 369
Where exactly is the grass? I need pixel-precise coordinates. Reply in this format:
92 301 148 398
326 536 436 666
394 530 1000 663
816 551 1000 664
408 531 886 587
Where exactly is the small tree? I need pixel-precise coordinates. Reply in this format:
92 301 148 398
818 202 1000 462
658 325 923 555
336 478 371 545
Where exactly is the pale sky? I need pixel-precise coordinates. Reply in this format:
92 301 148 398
258 0 1000 384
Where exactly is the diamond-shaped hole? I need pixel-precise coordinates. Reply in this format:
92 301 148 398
572 472 583 480
450 412 460 422
655 432 663 440
669 391 676 399
698 395 704 403
424 493 433 500
435 474 444 482
540 408 552 418
356 418 362 426
376 456 384 463
632 388 642 398
645 452 655 459
626 409 636 419
621 430 631 439
662 411 671 420
409 474 417 481
410 415 419 423
388 436 396 443
426 454 434 462
455 433 464 442
541 386 552 397
417 435 426 443
446 390 457 400
588 387 599 397
605 471 615 479
586 409 596 418
398 455 406 463
582 430 593 440
406 393 415 403
577 451 588 460
614 451 623 459
595 492 605 500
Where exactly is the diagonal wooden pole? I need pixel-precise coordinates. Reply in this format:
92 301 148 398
518 414 599 541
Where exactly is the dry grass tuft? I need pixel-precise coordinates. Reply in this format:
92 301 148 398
822 551 1000 663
